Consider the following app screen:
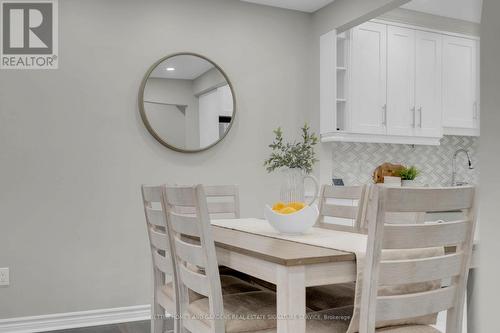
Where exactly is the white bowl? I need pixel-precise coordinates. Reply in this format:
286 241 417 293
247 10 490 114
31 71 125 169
264 204 319 235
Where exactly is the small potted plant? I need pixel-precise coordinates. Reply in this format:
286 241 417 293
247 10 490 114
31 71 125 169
397 166 421 187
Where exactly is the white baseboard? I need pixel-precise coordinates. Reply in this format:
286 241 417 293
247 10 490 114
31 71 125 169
0 305 154 333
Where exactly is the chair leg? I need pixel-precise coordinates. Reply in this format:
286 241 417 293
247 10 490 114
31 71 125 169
151 302 165 333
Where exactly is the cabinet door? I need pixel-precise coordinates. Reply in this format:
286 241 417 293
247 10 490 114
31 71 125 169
414 31 443 138
442 36 477 129
350 22 387 134
387 26 416 136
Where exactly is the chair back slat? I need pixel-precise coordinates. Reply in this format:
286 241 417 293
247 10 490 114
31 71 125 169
169 212 201 237
170 184 240 219
382 220 469 249
165 187 197 207
204 185 238 197
323 185 365 199
321 204 358 219
146 207 167 227
376 286 457 322
142 185 163 203
150 229 169 250
178 263 210 297
359 185 477 333
379 252 463 285
153 251 173 275
316 184 367 232
384 186 475 212
208 202 237 214
174 237 207 268
164 185 225 332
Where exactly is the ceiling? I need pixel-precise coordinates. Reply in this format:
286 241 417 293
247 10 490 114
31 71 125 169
240 0 335 13
150 55 214 80
401 0 483 23
240 0 482 23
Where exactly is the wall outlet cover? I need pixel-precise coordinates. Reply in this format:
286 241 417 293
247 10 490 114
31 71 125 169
0 268 9 286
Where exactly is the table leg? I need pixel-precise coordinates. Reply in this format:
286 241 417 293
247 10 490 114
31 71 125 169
276 265 306 333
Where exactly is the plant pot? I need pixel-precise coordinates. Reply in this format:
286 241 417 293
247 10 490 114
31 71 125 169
383 176 402 187
402 180 419 187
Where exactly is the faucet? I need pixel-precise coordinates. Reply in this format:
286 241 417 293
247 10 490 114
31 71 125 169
451 149 474 186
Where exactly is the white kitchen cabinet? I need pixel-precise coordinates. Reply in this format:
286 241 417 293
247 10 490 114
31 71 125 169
320 20 479 145
414 31 443 138
387 26 416 137
442 36 479 136
386 27 443 138
349 22 387 135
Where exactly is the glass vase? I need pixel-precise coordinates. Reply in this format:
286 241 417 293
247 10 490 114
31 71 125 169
279 168 319 205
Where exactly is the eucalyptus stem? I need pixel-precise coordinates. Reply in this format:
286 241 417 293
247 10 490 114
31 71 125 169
264 124 319 174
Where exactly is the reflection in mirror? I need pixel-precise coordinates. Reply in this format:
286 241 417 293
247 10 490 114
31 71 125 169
140 54 235 152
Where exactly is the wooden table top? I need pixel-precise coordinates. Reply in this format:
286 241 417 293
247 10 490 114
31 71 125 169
211 225 355 266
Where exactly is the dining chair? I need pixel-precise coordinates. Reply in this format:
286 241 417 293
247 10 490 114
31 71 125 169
142 185 261 333
204 185 240 219
141 185 178 333
173 185 240 219
163 184 279 333
359 185 477 333
306 185 367 312
315 184 368 233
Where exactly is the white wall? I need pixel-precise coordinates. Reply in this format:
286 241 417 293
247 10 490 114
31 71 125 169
0 0 311 318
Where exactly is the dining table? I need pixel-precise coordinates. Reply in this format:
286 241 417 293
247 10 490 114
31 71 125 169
209 218 479 333
211 218 360 333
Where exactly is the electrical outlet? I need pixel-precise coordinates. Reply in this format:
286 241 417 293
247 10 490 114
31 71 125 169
0 268 9 286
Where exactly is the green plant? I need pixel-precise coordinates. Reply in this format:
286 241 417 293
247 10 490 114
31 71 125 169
397 166 420 180
264 124 319 174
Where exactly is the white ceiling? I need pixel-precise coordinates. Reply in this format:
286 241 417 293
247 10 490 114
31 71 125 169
240 0 335 12
401 0 483 23
150 55 214 80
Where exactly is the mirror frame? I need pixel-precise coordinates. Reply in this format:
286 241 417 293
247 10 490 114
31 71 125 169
138 52 236 153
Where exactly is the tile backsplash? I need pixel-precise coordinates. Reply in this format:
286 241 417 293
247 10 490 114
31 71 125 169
331 136 478 186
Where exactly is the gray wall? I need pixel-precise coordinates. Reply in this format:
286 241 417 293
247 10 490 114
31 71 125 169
479 0 500 331
0 0 312 318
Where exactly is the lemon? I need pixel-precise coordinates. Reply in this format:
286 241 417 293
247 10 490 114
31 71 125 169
272 202 286 211
287 202 306 211
279 207 297 214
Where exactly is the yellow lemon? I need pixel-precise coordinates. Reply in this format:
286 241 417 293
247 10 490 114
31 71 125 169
287 202 306 211
279 206 297 215
272 202 286 211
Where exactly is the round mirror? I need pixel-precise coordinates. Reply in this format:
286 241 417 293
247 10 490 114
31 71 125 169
139 53 235 152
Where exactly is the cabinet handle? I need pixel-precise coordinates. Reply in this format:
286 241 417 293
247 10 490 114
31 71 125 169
382 104 387 126
411 107 416 128
418 107 422 128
